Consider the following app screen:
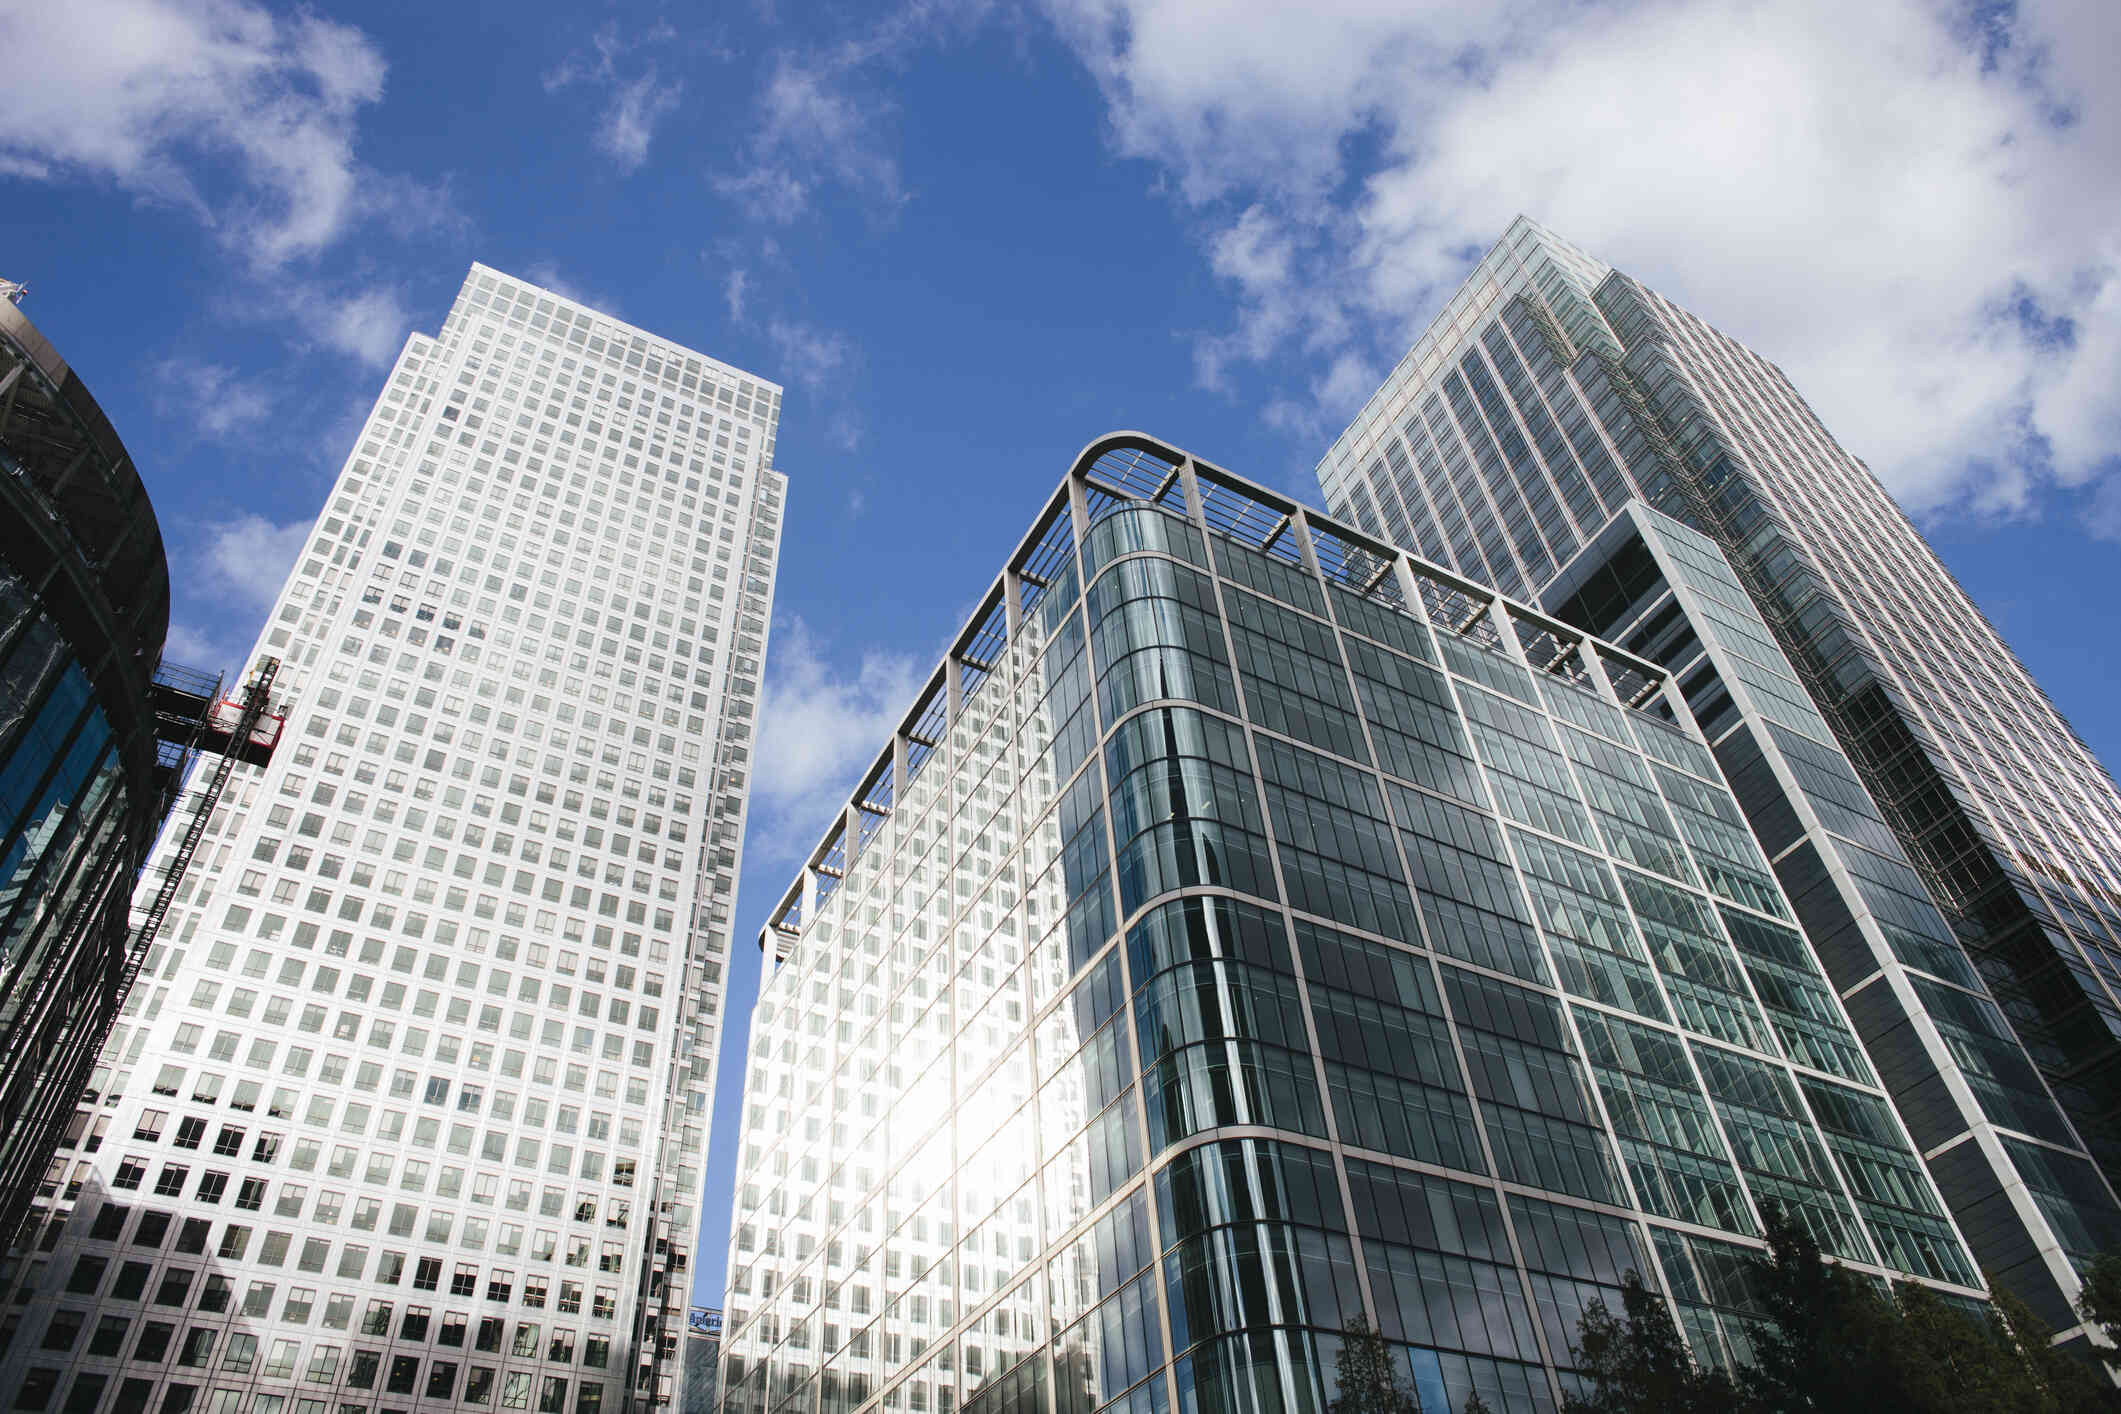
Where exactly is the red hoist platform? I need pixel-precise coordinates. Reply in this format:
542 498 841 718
117 657 285 1000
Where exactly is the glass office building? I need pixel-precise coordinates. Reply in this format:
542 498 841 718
0 295 181 1249
720 433 1981 1414
1314 216 2121 1327
680 1310 721 1414
0 268 785 1414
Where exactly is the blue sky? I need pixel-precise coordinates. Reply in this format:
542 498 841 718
4 0 2119 1308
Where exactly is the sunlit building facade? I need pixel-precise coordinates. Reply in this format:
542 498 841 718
0 267 785 1414
1314 216 2121 1328
720 433 1983 1414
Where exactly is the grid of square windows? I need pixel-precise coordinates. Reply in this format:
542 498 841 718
0 265 784 1414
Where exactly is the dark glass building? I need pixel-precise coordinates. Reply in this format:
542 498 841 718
720 433 1984 1414
0 294 182 1246
685 1309 725 1414
1315 217 2121 1327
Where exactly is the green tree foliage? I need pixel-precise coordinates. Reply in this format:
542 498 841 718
1561 1271 1743 1414
1332 1317 1418 1414
1737 1206 1887 1407
2081 1253 2121 1361
1987 1284 2115 1414
1561 1206 2119 1414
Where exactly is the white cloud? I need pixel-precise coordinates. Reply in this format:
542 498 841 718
1261 350 1379 449
295 284 414 368
824 410 864 454
602 72 684 171
715 1 1000 224
1038 0 2121 523
723 268 750 323
0 0 397 268
762 319 862 448
312 394 376 473
523 260 622 318
749 618 926 868
715 51 906 224
152 358 275 440
765 318 854 388
201 276 412 369
161 622 224 669
545 24 684 174
711 165 815 226
523 262 589 306
204 513 311 612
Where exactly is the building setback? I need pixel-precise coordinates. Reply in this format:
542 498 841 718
0 266 785 1414
721 433 1985 1414
1315 216 2121 1328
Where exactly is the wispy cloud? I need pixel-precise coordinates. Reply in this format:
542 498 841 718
714 51 906 224
304 391 382 478
0 0 415 269
711 166 815 226
714 0 1000 225
763 318 861 449
166 511 312 673
162 622 225 670
545 23 685 174
204 514 313 612
523 260 622 318
1037 0 2121 523
152 359 276 442
748 618 926 870
765 318 854 388
1261 351 1378 449
157 514 311 673
602 72 684 172
288 283 415 368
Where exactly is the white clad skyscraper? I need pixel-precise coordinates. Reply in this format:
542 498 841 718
0 266 786 1414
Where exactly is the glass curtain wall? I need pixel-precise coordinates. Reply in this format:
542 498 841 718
720 434 1979 1414
1315 217 2121 1327
0 296 172 1251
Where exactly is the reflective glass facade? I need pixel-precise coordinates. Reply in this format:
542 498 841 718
0 267 784 1414
722 434 1978 1414
0 298 176 1249
1317 217 2121 1327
